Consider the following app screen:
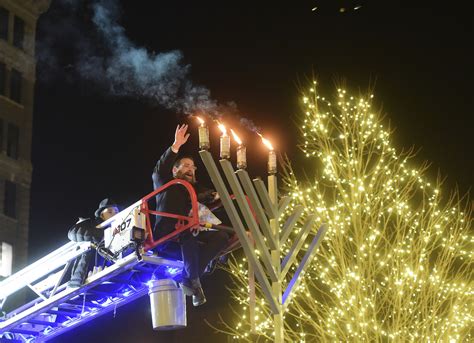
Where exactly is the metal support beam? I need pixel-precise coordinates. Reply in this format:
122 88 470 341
280 215 316 280
279 206 304 245
248 234 256 334
50 260 73 298
26 284 48 301
27 319 59 327
199 151 279 314
253 178 278 219
282 224 328 309
267 174 284 343
220 160 278 282
0 242 92 300
236 169 278 250
0 253 142 332
278 196 292 216
199 150 331 343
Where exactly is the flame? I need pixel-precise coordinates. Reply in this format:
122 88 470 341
196 116 205 125
258 133 274 150
217 122 227 136
230 129 242 145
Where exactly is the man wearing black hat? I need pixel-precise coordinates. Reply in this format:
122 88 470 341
152 124 230 306
67 198 119 288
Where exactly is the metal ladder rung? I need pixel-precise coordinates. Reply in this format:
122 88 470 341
85 290 115 297
0 248 185 341
7 328 39 335
21 320 58 328
44 308 81 316
64 299 103 309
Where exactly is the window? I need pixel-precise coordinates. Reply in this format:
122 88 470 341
0 62 5 95
7 123 19 159
0 242 13 277
4 181 16 218
10 68 22 103
0 7 8 41
13 16 24 49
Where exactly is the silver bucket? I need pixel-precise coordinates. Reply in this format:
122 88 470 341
148 279 186 330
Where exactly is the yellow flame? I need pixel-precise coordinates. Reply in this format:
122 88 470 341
258 133 274 150
196 116 205 125
230 129 242 145
217 122 227 135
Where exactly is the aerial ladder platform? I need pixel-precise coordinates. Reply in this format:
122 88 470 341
1 149 327 343
0 179 209 342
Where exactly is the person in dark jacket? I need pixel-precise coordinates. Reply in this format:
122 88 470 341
152 124 229 306
67 198 119 288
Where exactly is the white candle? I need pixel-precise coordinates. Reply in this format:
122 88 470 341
197 117 210 150
218 123 230 159
268 149 277 174
237 144 247 169
231 129 246 169
258 133 276 174
220 134 230 159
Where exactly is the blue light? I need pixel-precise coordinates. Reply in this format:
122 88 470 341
148 264 183 282
165 266 181 277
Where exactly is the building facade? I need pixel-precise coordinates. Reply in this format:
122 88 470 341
0 0 50 279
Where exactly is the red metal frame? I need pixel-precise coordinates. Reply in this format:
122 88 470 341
140 179 199 251
139 179 257 252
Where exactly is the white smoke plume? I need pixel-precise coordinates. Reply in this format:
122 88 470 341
37 0 260 128
78 0 217 115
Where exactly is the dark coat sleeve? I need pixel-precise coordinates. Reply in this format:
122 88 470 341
68 218 103 243
152 146 178 190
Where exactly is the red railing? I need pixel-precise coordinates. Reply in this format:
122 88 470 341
139 179 257 252
140 179 199 251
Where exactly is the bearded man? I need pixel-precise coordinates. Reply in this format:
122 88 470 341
152 124 229 306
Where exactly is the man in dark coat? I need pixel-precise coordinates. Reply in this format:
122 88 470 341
67 198 119 288
152 124 229 306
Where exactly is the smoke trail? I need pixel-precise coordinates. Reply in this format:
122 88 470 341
240 117 261 133
37 0 261 130
75 0 216 115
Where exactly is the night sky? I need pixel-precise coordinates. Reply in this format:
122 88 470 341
27 0 472 342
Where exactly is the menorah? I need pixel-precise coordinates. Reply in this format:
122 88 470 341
199 143 328 342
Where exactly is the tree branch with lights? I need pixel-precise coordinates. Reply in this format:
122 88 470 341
216 83 473 341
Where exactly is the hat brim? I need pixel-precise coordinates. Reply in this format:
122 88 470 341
95 205 118 219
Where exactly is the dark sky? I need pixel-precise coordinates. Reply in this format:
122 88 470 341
28 0 472 342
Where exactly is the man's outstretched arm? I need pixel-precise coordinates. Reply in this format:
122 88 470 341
152 124 190 188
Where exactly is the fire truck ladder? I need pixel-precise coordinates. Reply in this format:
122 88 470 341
0 179 200 342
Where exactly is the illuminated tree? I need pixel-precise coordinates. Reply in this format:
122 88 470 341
213 83 473 341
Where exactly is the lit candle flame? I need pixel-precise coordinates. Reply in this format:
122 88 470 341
196 116 205 125
258 133 274 150
217 122 227 136
230 129 242 145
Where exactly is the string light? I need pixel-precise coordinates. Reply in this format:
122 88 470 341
213 83 473 342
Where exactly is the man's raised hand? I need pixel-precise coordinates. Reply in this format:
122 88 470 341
172 124 190 152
